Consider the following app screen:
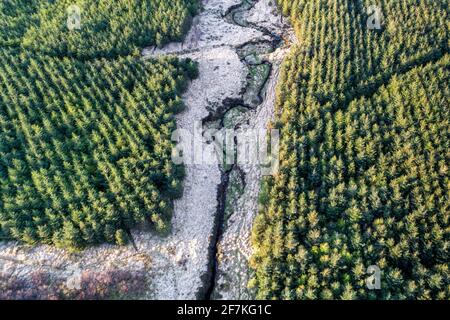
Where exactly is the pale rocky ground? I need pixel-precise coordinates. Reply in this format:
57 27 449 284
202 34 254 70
0 0 295 299
213 51 287 300
212 0 296 300
142 0 265 57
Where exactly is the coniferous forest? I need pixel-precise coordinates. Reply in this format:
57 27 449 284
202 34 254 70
0 0 449 302
1 0 199 58
251 0 449 299
0 0 198 250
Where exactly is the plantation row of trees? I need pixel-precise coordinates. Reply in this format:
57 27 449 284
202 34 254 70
251 0 449 299
1 0 199 59
0 0 39 47
0 48 197 249
0 1 199 250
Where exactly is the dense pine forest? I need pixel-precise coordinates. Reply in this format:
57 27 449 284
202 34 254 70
251 0 449 299
1 0 199 58
0 1 198 250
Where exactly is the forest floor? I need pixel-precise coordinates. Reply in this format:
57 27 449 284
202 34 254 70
0 0 295 299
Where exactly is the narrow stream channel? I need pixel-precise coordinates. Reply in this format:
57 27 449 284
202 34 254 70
203 0 288 300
